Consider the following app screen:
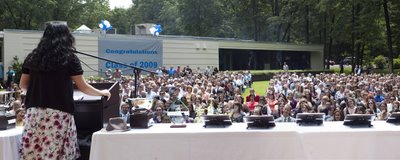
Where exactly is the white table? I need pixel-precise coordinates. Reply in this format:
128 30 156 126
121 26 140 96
0 127 23 160
90 121 400 160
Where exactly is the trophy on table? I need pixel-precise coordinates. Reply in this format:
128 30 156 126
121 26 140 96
167 99 189 128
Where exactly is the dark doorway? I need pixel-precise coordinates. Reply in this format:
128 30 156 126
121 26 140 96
219 49 310 71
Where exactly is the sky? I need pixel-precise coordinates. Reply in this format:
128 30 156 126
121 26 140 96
108 0 133 9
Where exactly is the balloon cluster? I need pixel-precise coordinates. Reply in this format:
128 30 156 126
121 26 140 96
99 20 113 31
149 24 162 36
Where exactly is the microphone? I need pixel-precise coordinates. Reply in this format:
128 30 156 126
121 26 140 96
181 112 189 123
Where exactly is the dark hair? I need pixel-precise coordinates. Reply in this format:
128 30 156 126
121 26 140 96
23 23 76 71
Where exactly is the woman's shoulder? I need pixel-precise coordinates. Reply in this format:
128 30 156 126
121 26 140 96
67 53 80 61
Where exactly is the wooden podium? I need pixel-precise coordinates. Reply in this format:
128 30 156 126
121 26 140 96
73 82 120 160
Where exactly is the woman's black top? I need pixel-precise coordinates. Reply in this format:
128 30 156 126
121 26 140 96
22 54 83 114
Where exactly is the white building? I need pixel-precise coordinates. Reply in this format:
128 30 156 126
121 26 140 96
0 29 323 80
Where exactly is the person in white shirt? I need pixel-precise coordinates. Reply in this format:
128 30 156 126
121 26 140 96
145 86 157 99
274 81 283 95
335 85 345 101
156 67 163 77
283 62 289 73
119 102 130 123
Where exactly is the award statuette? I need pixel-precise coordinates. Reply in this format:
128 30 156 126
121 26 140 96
167 99 189 128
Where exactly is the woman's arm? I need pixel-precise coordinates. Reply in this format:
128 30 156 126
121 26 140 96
19 74 30 94
71 75 111 100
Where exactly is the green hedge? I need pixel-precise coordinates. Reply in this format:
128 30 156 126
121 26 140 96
250 70 334 81
374 55 387 69
394 58 400 69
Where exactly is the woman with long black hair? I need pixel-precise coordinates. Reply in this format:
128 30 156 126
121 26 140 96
19 22 111 159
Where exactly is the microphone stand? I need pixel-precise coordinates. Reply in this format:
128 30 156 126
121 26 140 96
73 50 156 98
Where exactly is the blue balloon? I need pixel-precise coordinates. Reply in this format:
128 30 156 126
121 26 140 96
100 20 112 31
154 24 162 36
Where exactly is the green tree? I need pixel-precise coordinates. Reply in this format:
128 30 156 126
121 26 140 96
79 0 111 29
131 0 164 24
177 0 225 37
109 8 131 34
374 55 387 69
11 56 22 84
159 0 183 35
0 0 87 30
383 0 394 73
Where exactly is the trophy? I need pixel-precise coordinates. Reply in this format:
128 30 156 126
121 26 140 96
167 99 189 128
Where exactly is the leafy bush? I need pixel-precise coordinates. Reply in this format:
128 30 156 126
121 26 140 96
11 56 23 84
374 55 387 69
394 58 400 69
250 70 333 81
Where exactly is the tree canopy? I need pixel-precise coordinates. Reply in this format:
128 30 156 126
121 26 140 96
0 0 399 71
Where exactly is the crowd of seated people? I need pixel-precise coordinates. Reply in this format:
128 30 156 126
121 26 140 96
3 84 25 126
6 64 399 127
104 66 256 123
2 64 399 128
268 72 400 122
89 66 400 124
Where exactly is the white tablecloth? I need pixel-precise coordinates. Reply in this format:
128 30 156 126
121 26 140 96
90 121 400 160
0 127 23 160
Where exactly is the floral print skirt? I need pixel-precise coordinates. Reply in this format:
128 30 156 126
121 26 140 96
20 107 80 160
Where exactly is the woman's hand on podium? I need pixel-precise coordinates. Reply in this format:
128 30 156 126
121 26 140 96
101 90 111 101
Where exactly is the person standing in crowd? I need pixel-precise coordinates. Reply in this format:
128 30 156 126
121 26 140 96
195 66 202 74
105 69 113 80
156 67 163 77
161 66 168 74
212 66 219 75
184 65 192 76
113 68 122 79
283 62 289 73
19 23 111 160
176 66 181 75
204 66 210 76
6 66 15 90
339 59 344 73
168 66 176 77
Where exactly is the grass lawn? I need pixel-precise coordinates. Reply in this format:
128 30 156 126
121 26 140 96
329 65 400 75
330 66 353 75
242 80 269 98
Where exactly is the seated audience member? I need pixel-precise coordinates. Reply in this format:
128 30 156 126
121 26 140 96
246 88 260 102
286 92 297 109
231 103 245 123
120 102 130 122
259 96 272 115
246 94 258 111
275 104 296 122
317 96 331 116
252 104 263 116
377 102 389 120
294 99 313 116
153 106 171 123
374 89 385 104
391 101 400 113
343 98 357 116
159 90 170 101
355 105 367 114
266 91 277 113
366 100 378 115
327 109 344 121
